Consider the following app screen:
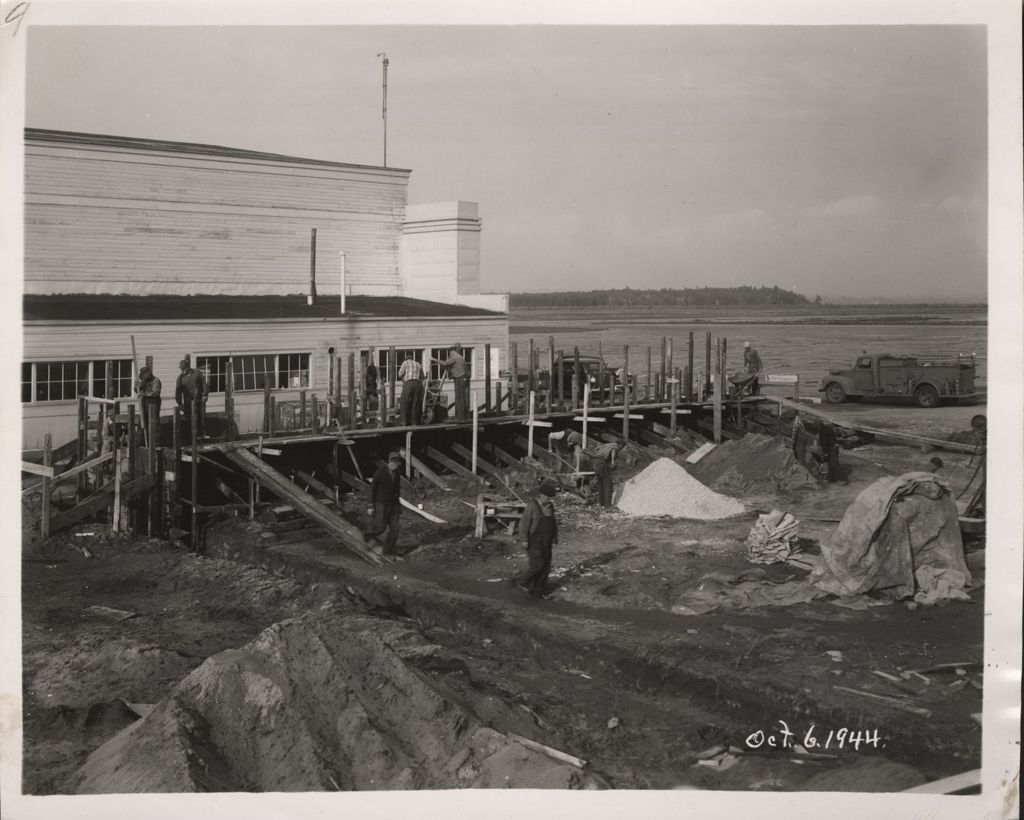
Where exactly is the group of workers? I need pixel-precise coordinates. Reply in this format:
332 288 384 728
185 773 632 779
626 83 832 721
129 357 208 443
393 346 471 427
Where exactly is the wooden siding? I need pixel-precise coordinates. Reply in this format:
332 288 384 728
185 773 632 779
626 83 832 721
22 315 508 449
25 142 410 296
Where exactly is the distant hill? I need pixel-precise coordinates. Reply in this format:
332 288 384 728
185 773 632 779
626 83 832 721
510 286 811 308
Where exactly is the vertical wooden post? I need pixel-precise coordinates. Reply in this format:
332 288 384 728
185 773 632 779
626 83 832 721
148 405 157 536
41 433 51 541
687 331 695 402
510 341 519 415
347 353 356 429
190 399 198 546
359 352 368 425
572 346 581 411
528 390 536 457
300 389 307 430
557 351 565 410
582 383 590 450
547 337 555 413
621 345 630 440
495 381 503 414
333 443 340 504
667 337 674 405
670 370 678 435
225 359 235 440
471 391 479 474
484 342 492 415
528 338 536 399
387 347 396 423
105 360 113 404
645 346 652 402
329 355 335 418
722 338 728 378
268 395 277 437
335 355 344 426
248 479 255 520
406 431 413 479
263 382 272 433
111 402 122 532
77 397 88 500
127 405 136 533
660 337 667 402
311 395 320 434
598 354 606 408
713 338 723 443
705 332 712 399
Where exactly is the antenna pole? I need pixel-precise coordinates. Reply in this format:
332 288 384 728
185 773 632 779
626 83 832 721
378 52 389 167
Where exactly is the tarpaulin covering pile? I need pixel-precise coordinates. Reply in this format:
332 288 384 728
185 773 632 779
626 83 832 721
809 472 971 605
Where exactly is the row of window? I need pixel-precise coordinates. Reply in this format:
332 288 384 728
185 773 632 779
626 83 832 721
21 348 477 404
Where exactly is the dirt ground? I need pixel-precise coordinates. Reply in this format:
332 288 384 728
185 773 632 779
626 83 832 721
20 401 986 794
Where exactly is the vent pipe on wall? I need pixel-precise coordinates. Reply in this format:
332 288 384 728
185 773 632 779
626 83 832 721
339 252 347 315
308 228 318 306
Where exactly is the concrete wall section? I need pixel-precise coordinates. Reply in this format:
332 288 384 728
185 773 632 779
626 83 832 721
22 316 507 449
25 140 410 296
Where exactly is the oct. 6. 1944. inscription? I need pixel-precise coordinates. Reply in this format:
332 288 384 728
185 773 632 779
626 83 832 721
745 720 885 752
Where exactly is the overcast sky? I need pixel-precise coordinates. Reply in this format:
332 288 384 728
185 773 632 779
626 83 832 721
26 25 987 300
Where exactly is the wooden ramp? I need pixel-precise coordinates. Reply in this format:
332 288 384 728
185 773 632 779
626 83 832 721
222 448 382 566
775 397 979 455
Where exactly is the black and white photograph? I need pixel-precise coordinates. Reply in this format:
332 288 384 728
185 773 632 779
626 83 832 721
2 2 1020 819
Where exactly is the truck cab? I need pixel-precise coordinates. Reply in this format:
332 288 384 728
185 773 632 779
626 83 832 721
820 352 977 408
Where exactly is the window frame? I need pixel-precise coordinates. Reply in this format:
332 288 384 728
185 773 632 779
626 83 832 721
194 351 313 394
21 359 133 405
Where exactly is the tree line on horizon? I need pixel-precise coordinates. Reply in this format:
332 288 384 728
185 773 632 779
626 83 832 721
509 285 815 308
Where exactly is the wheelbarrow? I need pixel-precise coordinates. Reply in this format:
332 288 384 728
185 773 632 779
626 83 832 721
727 372 759 399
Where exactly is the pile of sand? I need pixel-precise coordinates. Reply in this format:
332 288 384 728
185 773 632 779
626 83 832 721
616 458 745 520
687 434 815 495
74 614 604 792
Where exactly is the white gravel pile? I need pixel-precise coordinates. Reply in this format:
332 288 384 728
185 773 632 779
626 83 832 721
616 458 746 520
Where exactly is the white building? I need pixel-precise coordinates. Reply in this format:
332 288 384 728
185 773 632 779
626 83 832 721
22 129 509 449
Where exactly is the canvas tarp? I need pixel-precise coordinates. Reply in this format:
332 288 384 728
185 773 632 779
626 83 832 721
809 472 971 604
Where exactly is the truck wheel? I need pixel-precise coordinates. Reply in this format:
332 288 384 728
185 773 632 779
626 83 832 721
824 383 847 404
915 385 940 408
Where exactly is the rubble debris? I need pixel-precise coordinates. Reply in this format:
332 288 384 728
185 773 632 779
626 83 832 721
745 509 800 564
617 458 745 520
686 434 816 494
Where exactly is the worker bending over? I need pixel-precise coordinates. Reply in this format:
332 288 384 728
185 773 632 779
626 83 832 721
568 431 620 507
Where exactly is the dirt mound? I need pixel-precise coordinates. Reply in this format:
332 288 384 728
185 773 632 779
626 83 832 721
75 614 604 792
31 638 195 708
687 434 815 495
616 458 745 520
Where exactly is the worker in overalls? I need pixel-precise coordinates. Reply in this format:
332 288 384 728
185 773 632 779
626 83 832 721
513 478 560 598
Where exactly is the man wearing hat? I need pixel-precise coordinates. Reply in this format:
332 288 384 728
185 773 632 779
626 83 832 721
175 357 208 438
136 365 163 442
363 450 404 554
430 345 470 423
513 477 560 598
743 342 763 395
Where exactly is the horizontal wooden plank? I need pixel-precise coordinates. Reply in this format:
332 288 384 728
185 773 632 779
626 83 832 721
21 462 55 477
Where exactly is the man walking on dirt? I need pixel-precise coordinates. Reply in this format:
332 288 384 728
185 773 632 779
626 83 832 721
431 345 470 422
397 352 424 426
363 450 403 554
513 478 560 598
743 342 763 395
175 358 208 439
